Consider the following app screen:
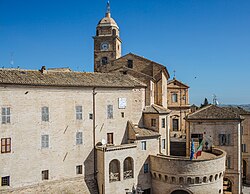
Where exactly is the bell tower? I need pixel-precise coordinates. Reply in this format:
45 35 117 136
93 1 122 72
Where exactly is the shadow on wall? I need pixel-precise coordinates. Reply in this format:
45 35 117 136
136 156 151 194
84 148 99 194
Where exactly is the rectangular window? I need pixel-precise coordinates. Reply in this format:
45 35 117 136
127 60 133 68
76 106 82 120
76 165 83 174
76 132 83 145
107 133 113 144
242 144 247 153
226 156 231 169
1 138 11 153
42 170 49 180
2 107 10 124
41 135 49 148
191 134 203 143
162 139 166 150
172 93 178 103
151 119 156 127
1 176 10 186
161 118 165 128
219 134 231 146
141 141 146 150
172 119 179 131
41 107 49 122
107 105 113 119
89 113 93 120
143 163 149 173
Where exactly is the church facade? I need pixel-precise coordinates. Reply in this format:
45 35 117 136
0 2 229 194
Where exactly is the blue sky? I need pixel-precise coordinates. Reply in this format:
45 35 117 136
0 0 249 105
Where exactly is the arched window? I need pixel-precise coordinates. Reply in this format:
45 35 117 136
195 177 199 184
123 157 133 179
165 175 168 182
179 177 184 184
96 29 99 36
102 57 108 65
112 29 116 36
215 174 218 180
171 176 176 183
219 172 222 179
159 174 162 180
203 176 207 183
209 175 213 182
109 159 120 182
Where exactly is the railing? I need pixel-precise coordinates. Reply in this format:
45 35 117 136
124 170 133 179
109 172 120 182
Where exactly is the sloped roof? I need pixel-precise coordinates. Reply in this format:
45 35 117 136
222 106 250 115
186 104 244 120
110 53 170 79
143 104 170 114
168 78 189 88
0 69 146 88
128 121 160 139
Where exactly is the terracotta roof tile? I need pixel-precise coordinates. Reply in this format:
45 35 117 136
186 104 243 120
0 69 146 88
143 104 170 114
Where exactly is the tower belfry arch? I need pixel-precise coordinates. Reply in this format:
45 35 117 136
93 1 122 72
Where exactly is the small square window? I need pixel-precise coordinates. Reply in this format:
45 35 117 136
162 118 165 128
172 93 178 103
2 107 10 124
141 141 146 150
76 165 83 174
41 135 49 148
76 132 83 145
162 139 166 150
107 105 113 119
144 163 149 173
121 112 124 118
41 107 49 122
127 60 133 68
89 113 93 120
1 138 11 153
1 176 10 186
151 119 156 127
42 170 49 180
76 106 83 120
242 144 247 153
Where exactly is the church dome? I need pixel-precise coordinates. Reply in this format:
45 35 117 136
97 16 119 29
97 1 119 29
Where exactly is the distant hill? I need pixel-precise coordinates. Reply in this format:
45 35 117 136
220 104 250 112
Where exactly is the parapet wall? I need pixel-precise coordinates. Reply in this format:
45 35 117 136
150 148 226 194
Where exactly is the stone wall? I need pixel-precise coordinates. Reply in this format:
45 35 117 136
0 84 145 191
187 120 242 194
150 148 226 194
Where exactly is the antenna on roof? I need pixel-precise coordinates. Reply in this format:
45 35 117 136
213 94 219 105
10 52 14 67
173 70 176 79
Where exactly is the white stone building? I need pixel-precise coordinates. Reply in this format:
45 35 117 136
0 2 227 194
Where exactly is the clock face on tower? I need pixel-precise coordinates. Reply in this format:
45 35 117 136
101 42 109 51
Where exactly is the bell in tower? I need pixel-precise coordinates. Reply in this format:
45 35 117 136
93 1 122 72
